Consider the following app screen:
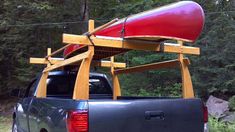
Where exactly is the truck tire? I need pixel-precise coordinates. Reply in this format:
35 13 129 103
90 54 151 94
12 119 18 132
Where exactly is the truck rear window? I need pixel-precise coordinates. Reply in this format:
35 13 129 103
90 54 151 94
46 74 112 98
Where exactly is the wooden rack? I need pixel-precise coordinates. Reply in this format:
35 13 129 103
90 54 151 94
30 19 200 100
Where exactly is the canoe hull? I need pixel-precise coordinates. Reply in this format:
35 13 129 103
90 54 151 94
95 1 204 42
64 1 205 59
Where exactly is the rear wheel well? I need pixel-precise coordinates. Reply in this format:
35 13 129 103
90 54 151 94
40 128 48 132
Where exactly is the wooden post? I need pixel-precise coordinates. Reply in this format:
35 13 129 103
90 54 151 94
178 41 194 98
36 48 51 97
47 48 51 67
111 56 121 100
73 20 95 100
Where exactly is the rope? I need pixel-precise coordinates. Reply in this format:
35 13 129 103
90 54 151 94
160 42 165 53
46 58 53 65
121 15 130 48
121 16 131 66
86 34 95 46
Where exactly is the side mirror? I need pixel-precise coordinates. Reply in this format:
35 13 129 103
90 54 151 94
10 89 21 97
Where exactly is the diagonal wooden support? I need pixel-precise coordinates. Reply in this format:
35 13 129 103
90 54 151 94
36 72 48 98
114 59 189 75
111 56 121 100
85 18 118 36
73 50 94 100
43 51 90 72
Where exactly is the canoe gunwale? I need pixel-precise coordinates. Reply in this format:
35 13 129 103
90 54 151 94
124 35 193 43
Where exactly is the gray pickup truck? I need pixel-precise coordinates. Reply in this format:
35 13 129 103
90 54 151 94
12 71 208 132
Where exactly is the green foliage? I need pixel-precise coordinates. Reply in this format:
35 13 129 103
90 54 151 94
209 117 235 132
229 96 235 111
120 74 181 97
192 0 235 97
0 0 58 94
0 0 84 94
91 0 176 19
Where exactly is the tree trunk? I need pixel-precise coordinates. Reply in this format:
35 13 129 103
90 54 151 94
80 0 89 33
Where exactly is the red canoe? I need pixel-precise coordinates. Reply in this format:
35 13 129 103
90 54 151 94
64 1 205 59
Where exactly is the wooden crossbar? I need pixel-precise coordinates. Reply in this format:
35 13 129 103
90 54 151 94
30 57 64 64
30 57 126 68
62 34 200 55
92 60 126 68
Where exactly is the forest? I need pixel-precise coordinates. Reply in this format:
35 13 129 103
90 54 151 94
0 0 235 131
0 0 235 100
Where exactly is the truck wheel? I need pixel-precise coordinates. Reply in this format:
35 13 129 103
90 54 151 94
12 119 18 132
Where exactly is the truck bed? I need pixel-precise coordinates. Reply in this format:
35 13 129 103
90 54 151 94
25 97 204 132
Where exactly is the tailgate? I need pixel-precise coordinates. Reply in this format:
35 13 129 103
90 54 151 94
88 98 204 132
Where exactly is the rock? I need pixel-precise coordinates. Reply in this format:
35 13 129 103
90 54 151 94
220 112 235 124
206 95 229 118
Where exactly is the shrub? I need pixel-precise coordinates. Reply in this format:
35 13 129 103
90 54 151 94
209 117 235 132
229 96 235 111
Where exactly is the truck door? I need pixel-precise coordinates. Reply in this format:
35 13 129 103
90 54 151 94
15 79 37 132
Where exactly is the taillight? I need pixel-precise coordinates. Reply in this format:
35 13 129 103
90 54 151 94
203 104 208 123
67 110 88 132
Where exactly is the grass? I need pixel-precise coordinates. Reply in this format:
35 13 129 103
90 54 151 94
209 116 235 132
0 115 12 132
